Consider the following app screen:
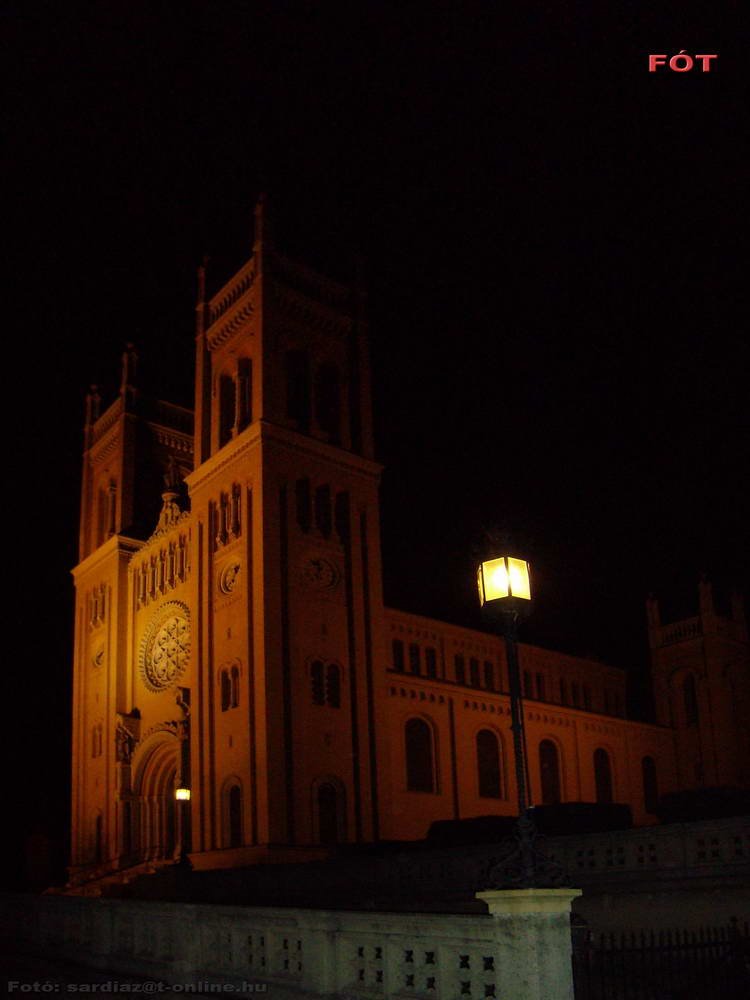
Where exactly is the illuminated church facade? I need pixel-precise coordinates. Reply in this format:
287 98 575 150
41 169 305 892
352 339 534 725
70 202 750 880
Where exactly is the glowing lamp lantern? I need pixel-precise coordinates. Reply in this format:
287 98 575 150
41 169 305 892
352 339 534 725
477 556 531 606
175 787 191 802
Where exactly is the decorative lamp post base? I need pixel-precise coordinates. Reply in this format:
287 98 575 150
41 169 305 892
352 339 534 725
483 812 570 889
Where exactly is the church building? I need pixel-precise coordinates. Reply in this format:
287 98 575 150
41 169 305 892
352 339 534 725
69 201 750 881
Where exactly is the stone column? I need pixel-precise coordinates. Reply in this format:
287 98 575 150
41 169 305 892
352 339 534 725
475 888 582 1000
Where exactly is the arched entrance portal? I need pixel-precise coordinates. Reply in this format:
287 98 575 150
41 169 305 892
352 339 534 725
133 735 180 863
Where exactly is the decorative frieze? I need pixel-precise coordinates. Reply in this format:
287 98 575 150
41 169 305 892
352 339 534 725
135 532 190 607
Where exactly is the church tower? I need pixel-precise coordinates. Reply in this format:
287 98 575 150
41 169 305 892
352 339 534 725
70 197 387 878
647 580 750 791
186 197 386 859
70 348 194 874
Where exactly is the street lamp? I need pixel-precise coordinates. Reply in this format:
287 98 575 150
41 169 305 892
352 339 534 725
478 552 567 888
174 786 192 869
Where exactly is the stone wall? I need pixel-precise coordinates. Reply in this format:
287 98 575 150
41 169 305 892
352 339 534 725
1 889 580 1000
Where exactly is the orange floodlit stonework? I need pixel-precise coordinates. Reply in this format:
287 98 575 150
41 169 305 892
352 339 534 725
69 201 750 881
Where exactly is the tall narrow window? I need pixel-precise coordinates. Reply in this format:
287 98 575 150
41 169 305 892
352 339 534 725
219 374 236 447
228 785 242 848
285 350 311 431
392 639 405 672
583 685 592 710
571 682 580 707
539 740 561 805
594 748 613 804
230 665 240 708
311 660 325 705
315 484 332 537
409 643 421 675
523 670 533 698
470 658 480 688
454 655 466 685
536 673 546 701
326 663 341 708
477 729 502 798
405 718 435 793
220 670 231 712
484 661 495 691
642 756 658 814
683 675 699 726
318 783 339 844
237 358 252 431
425 647 438 678
315 364 341 443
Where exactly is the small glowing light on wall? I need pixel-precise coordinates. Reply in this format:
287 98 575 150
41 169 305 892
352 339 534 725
477 556 531 605
175 788 191 801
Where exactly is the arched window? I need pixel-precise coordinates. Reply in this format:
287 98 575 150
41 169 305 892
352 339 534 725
536 673 546 701
484 661 495 691
539 739 561 804
317 782 339 844
559 679 568 705
476 729 502 798
326 663 341 708
409 643 421 675
311 660 325 705
523 671 533 698
220 670 231 712
315 364 341 442
285 350 311 431
642 756 658 814
594 748 613 804
405 718 435 793
470 658 480 688
683 674 699 726
230 665 240 708
218 374 236 447
454 655 466 685
425 648 438 678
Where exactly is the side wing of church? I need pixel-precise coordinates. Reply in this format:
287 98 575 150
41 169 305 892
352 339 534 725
69 202 750 881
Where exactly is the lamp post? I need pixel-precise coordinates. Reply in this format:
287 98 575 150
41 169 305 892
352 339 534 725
478 554 567 888
174 786 192 869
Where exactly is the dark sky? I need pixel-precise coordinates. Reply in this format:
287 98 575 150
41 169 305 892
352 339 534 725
5 3 748 877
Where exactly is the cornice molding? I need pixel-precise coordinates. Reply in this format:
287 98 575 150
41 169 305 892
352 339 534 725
72 534 144 578
207 296 255 352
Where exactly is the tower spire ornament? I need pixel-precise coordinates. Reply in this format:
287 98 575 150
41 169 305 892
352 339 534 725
152 456 186 538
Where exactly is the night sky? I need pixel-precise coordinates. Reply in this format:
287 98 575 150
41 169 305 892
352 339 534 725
5 3 748 884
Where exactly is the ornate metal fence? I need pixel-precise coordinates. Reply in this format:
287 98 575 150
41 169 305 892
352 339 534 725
572 918 750 1000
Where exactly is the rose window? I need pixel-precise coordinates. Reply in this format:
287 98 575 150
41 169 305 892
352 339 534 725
140 602 191 692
